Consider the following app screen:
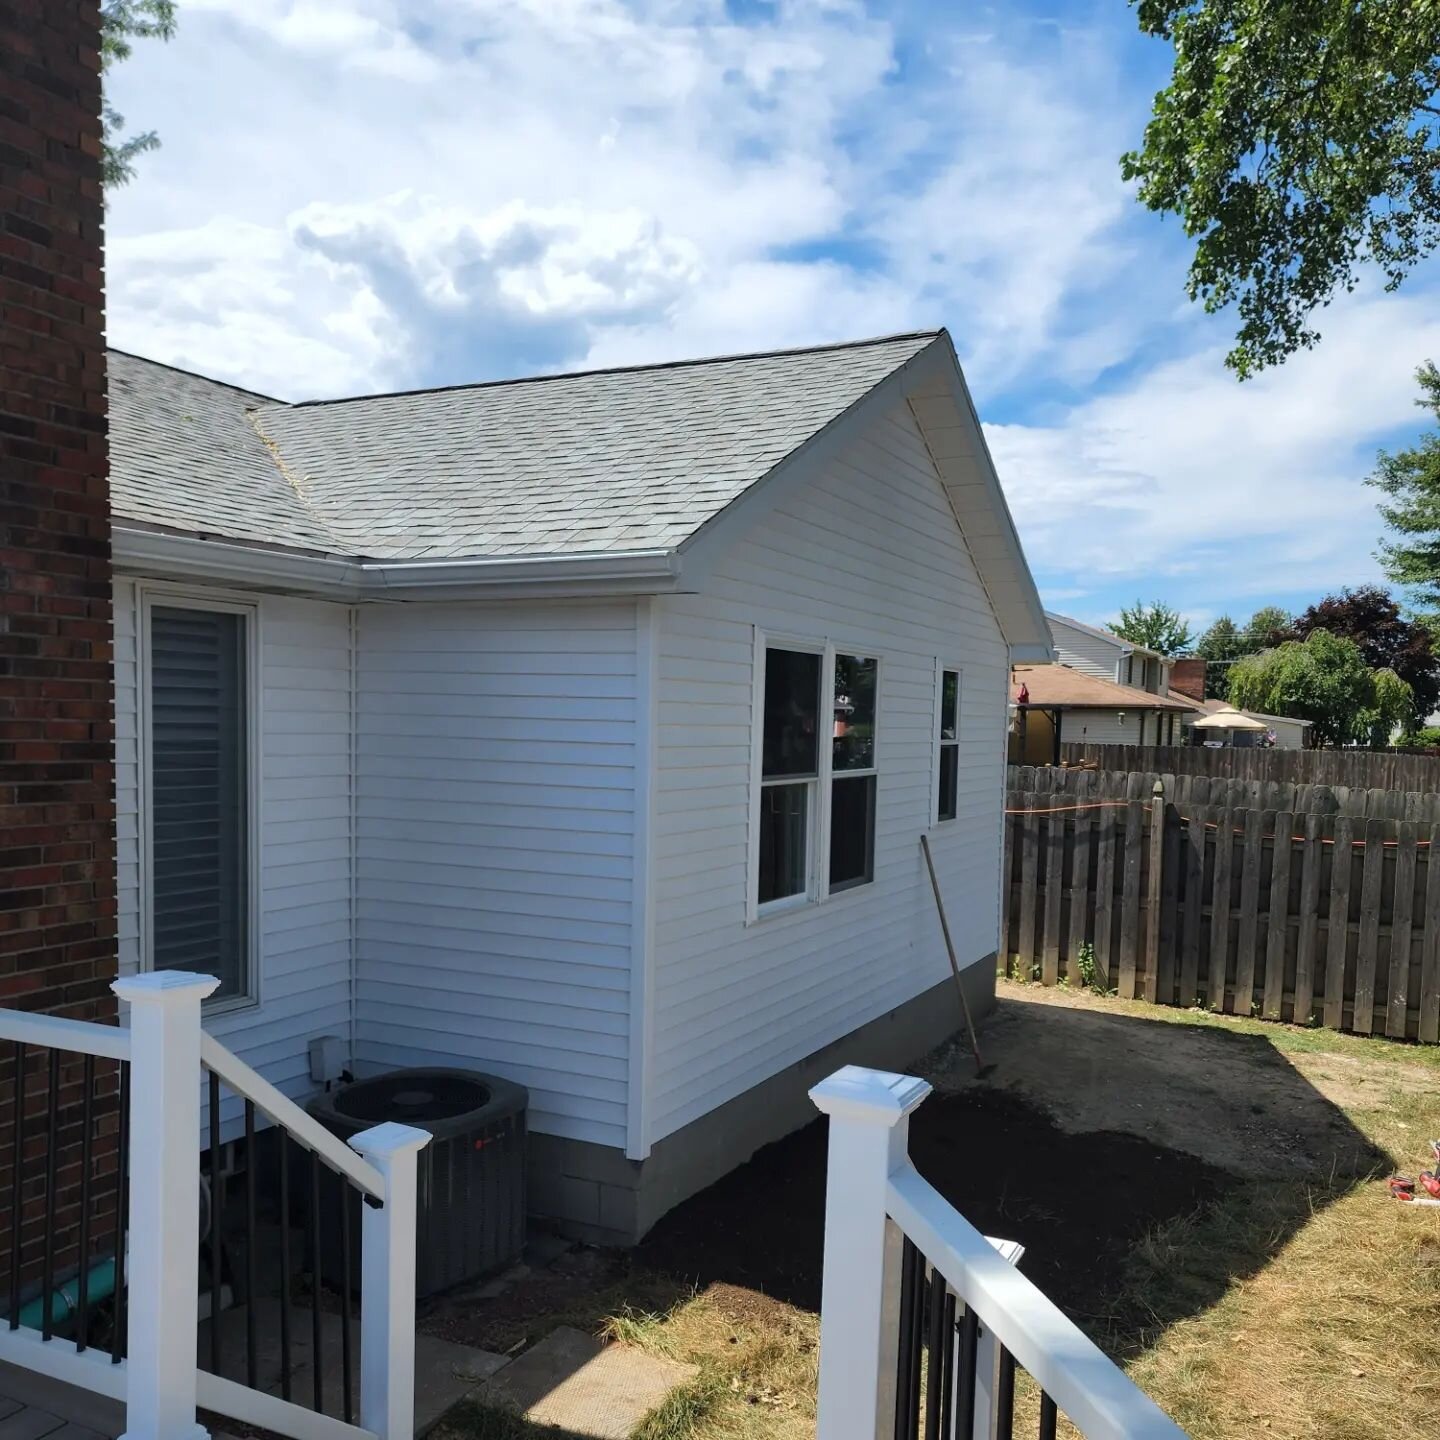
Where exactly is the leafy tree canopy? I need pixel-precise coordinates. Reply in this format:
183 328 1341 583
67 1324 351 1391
1371 361 1440 608
1123 1 1440 377
1108 599 1194 656
1278 584 1440 722
1228 628 1412 746
101 1 176 186
1194 608 1291 696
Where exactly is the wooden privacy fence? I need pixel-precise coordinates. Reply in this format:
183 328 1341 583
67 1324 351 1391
1003 769 1440 1041
1018 761 1440 825
1059 742 1440 792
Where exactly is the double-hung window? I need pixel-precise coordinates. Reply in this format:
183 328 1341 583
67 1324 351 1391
144 596 255 1005
753 639 880 914
935 667 960 823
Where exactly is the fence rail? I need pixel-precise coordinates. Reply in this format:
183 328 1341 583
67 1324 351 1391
1004 767 1440 1039
1058 742 1440 791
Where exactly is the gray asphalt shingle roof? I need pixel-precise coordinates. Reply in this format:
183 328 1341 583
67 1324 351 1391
109 332 941 562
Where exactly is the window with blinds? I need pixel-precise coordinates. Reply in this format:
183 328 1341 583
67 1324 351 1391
148 604 250 1001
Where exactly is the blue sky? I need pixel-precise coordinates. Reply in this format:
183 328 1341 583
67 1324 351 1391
104 0 1440 633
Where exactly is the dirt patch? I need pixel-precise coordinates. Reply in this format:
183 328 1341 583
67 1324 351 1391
919 985 1388 1180
639 1086 1229 1317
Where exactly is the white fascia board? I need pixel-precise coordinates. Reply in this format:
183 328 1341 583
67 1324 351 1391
113 525 684 600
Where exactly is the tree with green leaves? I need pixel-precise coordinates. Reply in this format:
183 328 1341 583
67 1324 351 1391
1123 2 1440 377
102 1 177 187
1370 362 1440 610
1194 608 1291 697
1228 628 1412 747
1278 584 1439 723
1108 599 1193 656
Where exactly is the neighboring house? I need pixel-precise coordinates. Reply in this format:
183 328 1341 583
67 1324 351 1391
1169 660 1312 748
1010 664 1197 763
1046 612 1175 699
107 330 1051 1243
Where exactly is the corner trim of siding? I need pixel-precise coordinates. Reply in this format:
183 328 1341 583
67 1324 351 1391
626 596 660 1160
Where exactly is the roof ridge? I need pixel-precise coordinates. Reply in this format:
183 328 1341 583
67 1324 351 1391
285 329 945 409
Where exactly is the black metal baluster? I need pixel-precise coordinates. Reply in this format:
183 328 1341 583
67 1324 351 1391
923 1267 946 1440
310 1150 324 1414
938 1289 956 1440
244 1100 257 1390
41 1048 60 1340
1038 1394 1058 1440
954 1307 979 1440
278 1134 293 1402
9 1041 25 1330
895 1239 920 1440
994 1348 1016 1440
112 1059 129 1363
340 1178 354 1424
76 1054 94 1352
208 1070 222 1375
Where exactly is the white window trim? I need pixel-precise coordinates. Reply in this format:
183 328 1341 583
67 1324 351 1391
932 660 962 827
137 581 263 1015
747 629 881 922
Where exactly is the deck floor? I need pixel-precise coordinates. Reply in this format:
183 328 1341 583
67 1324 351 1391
0 1362 122 1440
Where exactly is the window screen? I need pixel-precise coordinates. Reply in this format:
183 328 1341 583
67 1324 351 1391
149 606 249 1000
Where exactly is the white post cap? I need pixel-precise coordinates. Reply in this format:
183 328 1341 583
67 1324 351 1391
809 1065 932 1125
113 971 220 1004
348 1120 432 1161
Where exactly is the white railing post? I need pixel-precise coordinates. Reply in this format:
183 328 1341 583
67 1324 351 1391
810 1065 932 1440
112 971 220 1440
349 1121 431 1440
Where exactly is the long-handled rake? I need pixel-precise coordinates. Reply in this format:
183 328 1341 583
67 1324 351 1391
920 833 996 1079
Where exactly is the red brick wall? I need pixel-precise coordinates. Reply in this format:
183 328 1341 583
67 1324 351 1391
0 0 113 1023
0 0 116 1312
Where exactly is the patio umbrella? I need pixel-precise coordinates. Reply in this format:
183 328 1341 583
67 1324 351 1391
1191 706 1270 731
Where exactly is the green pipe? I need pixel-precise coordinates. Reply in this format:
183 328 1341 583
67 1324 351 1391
15 1256 117 1333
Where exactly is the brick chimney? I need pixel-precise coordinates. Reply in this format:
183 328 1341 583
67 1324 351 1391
1 0 113 1020
1170 657 1207 704
0 0 115 1301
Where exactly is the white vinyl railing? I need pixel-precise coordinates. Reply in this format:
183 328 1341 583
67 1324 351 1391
810 1065 1189 1440
0 972 430 1440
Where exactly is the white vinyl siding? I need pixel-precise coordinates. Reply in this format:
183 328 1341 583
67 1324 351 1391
1047 616 1128 683
647 401 1008 1146
352 602 636 1151
115 582 354 1104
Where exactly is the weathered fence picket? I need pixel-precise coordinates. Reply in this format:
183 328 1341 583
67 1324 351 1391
1002 766 1440 1043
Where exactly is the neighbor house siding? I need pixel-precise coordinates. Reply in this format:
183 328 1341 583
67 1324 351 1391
1048 617 1125 683
647 402 1008 1147
1061 709 1141 746
352 601 637 1151
114 581 354 1103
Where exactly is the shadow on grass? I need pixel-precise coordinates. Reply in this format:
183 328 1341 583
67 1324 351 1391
635 1001 1389 1353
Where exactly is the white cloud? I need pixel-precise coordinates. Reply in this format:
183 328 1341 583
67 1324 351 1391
989 291 1440 606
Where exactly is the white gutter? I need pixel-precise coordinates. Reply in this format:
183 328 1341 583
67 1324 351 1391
113 525 684 600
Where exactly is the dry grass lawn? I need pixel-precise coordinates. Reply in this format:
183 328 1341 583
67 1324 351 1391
435 984 1440 1440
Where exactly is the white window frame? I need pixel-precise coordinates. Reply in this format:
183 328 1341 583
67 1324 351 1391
747 630 881 921
137 582 262 1014
932 661 962 827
